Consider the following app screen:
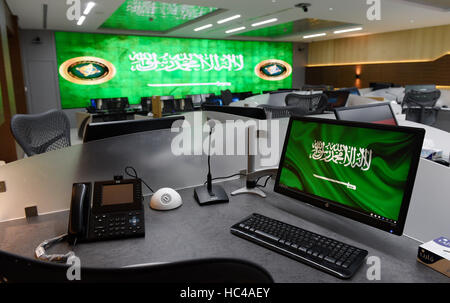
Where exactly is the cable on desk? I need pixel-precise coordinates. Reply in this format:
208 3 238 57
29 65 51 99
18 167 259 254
256 175 273 188
125 166 154 193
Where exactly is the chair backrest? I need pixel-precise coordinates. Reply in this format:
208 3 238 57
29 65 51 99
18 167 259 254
183 97 194 111
90 98 111 110
141 97 152 112
221 89 234 106
162 99 176 114
258 104 295 118
285 93 328 114
106 97 129 110
0 249 273 283
11 110 71 157
302 84 333 91
186 94 203 106
403 90 441 125
403 89 441 108
173 98 193 112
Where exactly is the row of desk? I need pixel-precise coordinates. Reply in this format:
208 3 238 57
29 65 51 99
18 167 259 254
0 111 449 282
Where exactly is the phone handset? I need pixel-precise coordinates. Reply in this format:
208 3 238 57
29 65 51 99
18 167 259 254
68 183 91 244
34 183 90 263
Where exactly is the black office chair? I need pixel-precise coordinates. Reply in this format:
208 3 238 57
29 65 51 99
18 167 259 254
0 249 273 283
106 97 129 110
10 110 71 157
221 89 234 106
186 94 203 107
258 98 311 118
203 95 222 106
183 98 194 111
91 98 111 110
285 93 328 115
403 89 441 126
173 98 193 113
257 104 299 118
162 99 176 115
141 97 153 112
257 93 327 119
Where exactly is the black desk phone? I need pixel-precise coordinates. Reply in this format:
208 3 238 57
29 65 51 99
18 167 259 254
68 178 145 244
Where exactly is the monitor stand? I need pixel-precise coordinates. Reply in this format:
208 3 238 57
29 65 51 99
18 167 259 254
231 168 278 198
231 125 278 198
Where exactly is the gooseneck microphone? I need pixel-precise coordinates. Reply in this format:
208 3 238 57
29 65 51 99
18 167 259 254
194 121 229 206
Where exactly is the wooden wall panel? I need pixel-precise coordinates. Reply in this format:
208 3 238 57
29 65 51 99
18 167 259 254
0 0 21 162
305 54 450 88
308 24 450 66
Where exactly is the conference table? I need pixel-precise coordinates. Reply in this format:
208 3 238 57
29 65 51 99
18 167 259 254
0 112 448 282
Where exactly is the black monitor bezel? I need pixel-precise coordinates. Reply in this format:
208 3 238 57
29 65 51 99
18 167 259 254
274 116 425 236
333 102 399 126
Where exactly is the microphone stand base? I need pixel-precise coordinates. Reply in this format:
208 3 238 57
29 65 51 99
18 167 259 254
194 185 229 206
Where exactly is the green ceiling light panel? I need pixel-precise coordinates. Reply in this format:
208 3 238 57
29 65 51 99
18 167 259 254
55 32 293 109
239 19 358 38
101 0 218 32
239 22 295 38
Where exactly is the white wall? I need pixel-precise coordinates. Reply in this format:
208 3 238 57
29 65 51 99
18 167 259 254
292 42 308 89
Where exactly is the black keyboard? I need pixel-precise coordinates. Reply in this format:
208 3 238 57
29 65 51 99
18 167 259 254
231 213 368 279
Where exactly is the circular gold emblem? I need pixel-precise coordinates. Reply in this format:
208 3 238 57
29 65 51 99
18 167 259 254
59 56 116 85
255 59 292 81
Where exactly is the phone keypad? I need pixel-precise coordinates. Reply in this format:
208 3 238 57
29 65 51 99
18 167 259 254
90 211 145 240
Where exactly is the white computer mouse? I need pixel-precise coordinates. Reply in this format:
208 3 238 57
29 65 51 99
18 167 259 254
150 188 182 211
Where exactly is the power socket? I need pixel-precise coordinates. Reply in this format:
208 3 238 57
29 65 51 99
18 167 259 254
25 206 38 218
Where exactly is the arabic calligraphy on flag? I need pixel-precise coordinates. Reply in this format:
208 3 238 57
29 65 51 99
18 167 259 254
129 52 245 72
309 140 373 171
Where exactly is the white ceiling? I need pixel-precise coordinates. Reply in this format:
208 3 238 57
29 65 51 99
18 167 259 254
6 0 450 42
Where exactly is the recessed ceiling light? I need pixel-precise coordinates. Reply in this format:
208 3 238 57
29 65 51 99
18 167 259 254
83 2 96 15
225 26 246 34
217 15 241 24
251 18 278 27
333 27 363 34
329 7 334 11
194 24 213 31
77 15 86 26
303 33 326 39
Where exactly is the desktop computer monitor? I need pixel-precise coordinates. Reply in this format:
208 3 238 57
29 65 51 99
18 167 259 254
334 103 398 126
274 117 424 235
324 91 350 110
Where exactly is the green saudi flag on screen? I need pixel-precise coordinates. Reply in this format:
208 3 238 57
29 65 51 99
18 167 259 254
279 120 418 221
55 32 293 109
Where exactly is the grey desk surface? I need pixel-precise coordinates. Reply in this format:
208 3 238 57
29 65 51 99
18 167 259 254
0 178 447 283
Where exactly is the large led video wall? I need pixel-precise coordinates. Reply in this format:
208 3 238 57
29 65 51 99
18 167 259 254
55 32 293 109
